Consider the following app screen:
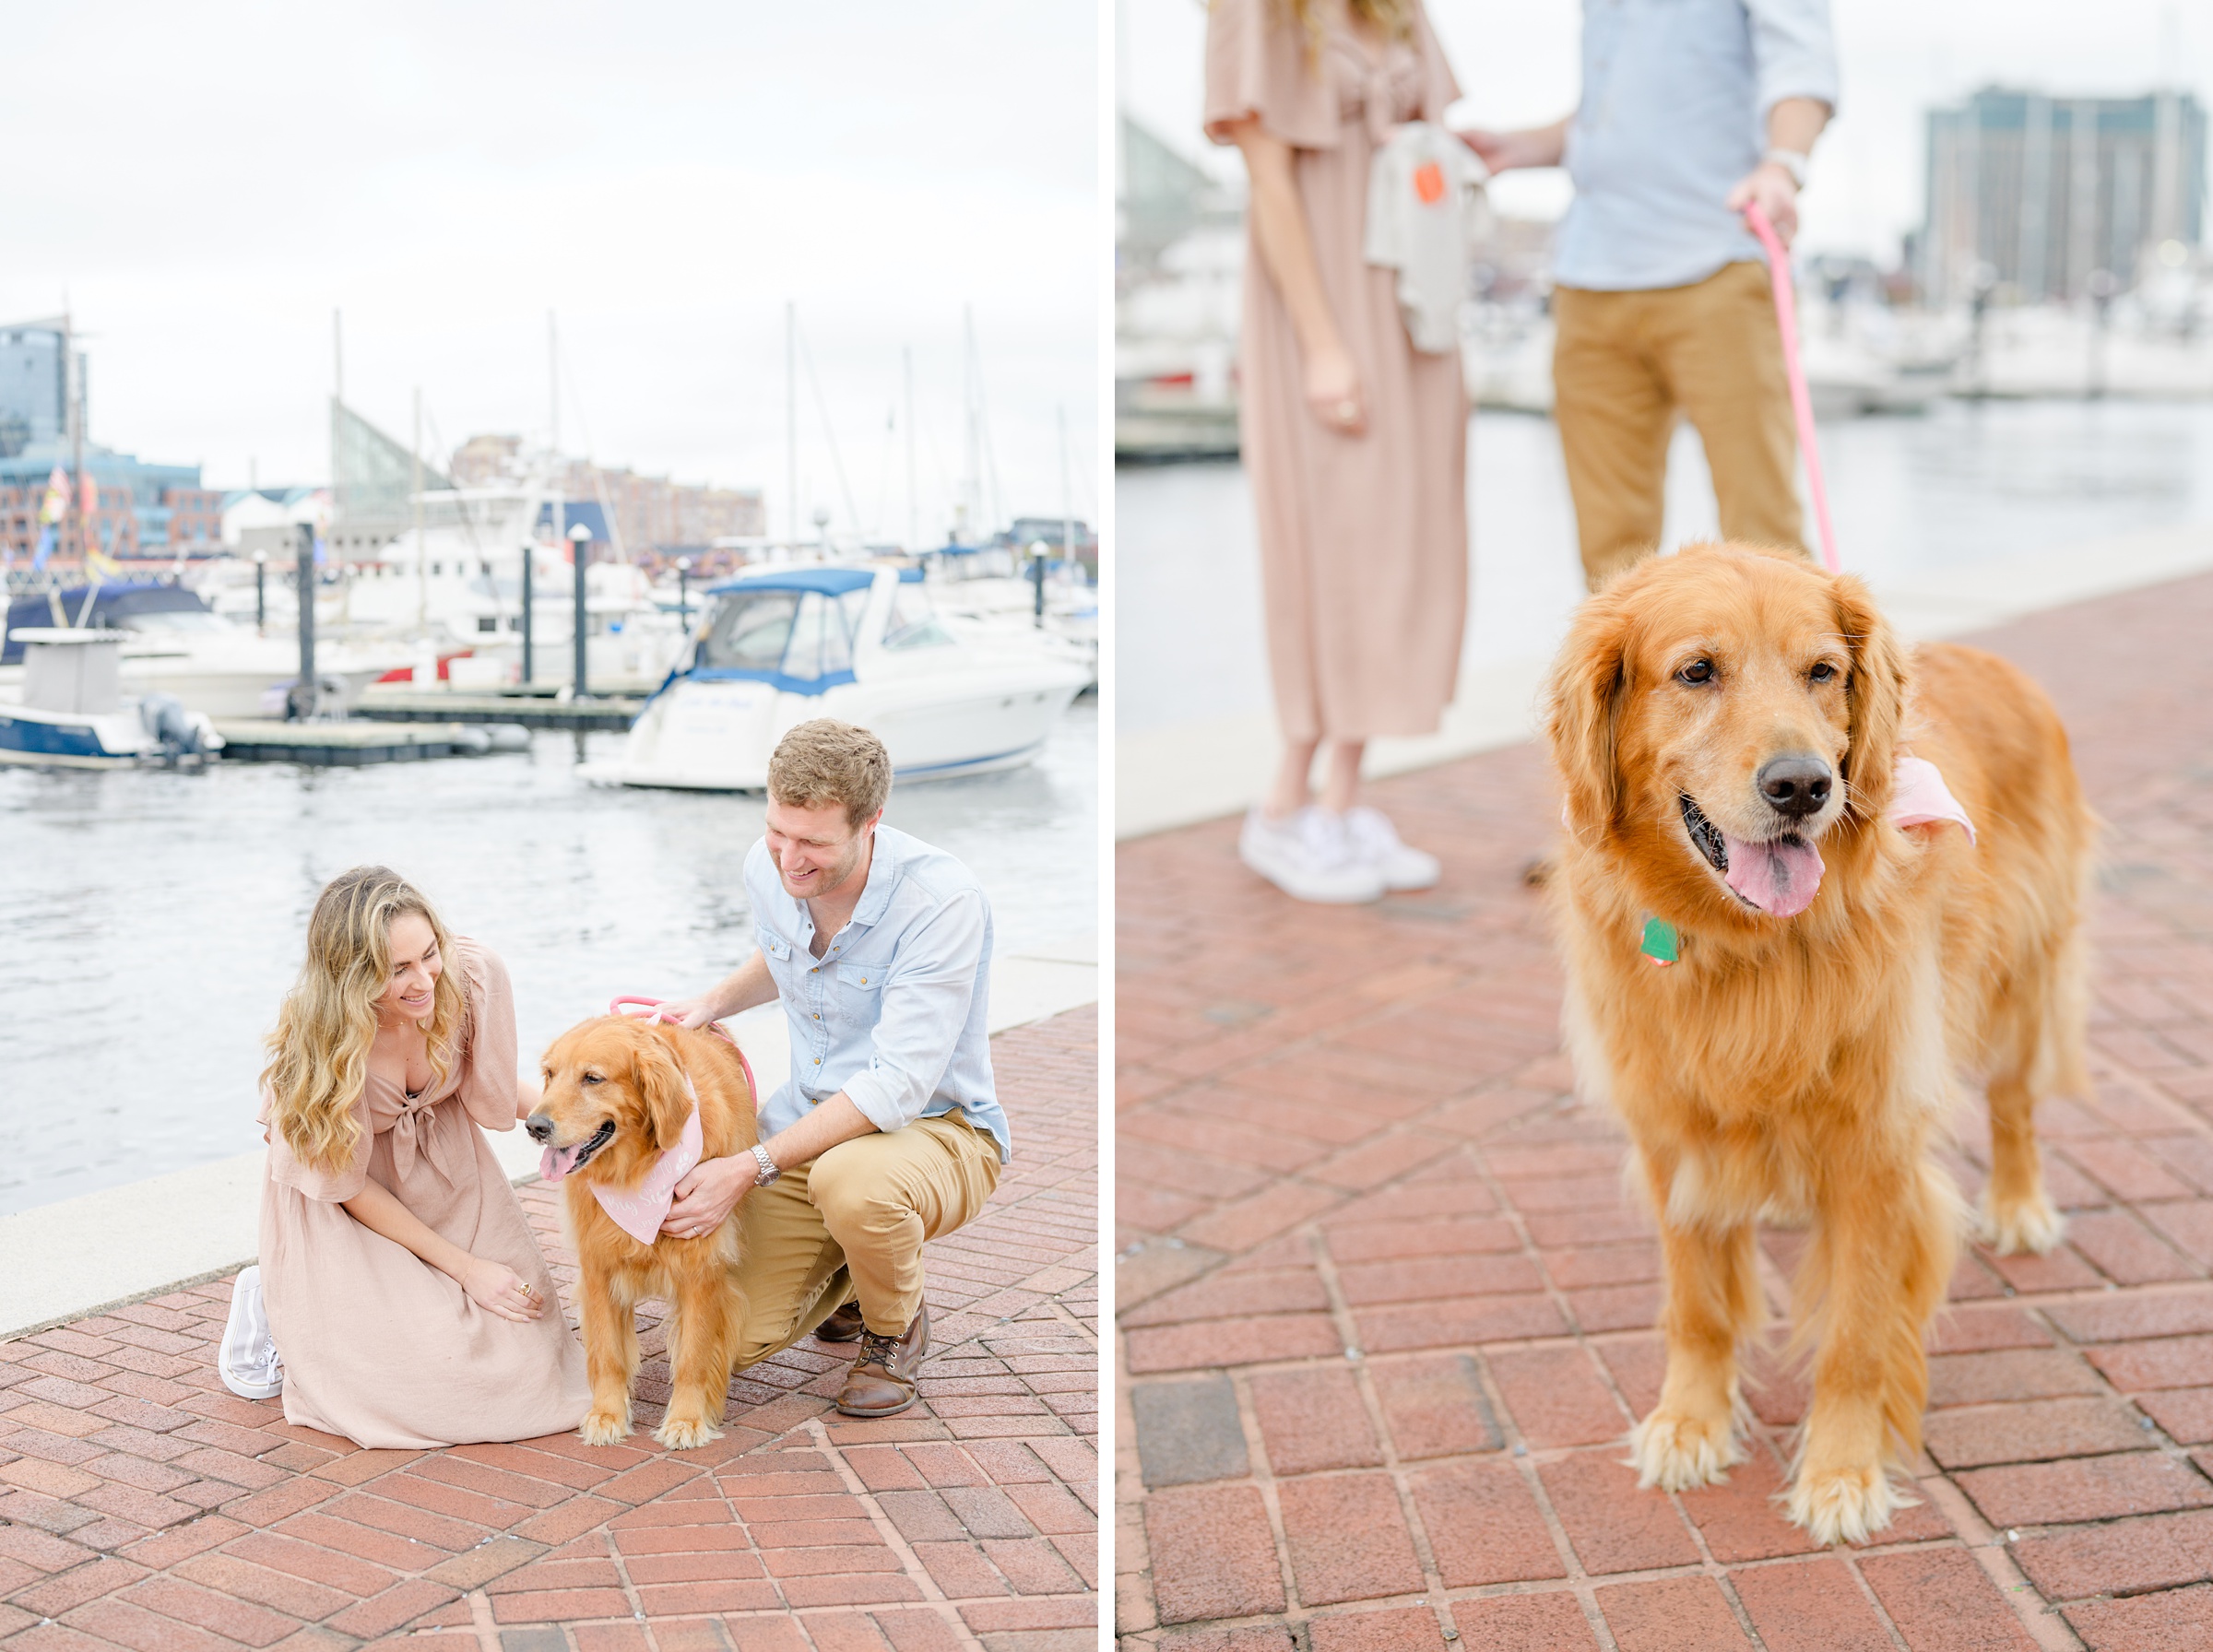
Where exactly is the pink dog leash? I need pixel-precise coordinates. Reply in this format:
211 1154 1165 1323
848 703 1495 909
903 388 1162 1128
609 996 760 1111
1743 202 1840 575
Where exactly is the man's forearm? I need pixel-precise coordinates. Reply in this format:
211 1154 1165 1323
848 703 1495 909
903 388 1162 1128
1767 97 1830 159
706 950 778 1021
761 1092 878 1170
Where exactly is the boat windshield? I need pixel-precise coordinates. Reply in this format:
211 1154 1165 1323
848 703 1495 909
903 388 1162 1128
697 587 866 681
883 583 954 651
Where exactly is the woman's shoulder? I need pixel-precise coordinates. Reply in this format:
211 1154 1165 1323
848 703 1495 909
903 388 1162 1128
452 935 505 981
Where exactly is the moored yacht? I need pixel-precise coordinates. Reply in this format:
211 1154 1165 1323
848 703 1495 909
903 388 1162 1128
614 564 1088 792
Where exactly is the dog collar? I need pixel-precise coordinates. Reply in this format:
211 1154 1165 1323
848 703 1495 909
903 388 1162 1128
589 1074 705 1245
1640 915 1680 967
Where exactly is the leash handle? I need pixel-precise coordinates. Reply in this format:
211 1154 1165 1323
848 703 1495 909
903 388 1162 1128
1743 203 1840 574
608 997 762 1113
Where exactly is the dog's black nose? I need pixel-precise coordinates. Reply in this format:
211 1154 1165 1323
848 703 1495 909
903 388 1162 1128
1758 756 1833 818
524 1113 554 1143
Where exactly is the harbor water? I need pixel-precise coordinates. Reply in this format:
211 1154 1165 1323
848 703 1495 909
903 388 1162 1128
0 702 1095 1216
1120 398 2213 737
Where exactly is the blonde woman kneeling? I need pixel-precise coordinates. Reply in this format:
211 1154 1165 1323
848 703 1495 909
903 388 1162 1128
220 866 588 1448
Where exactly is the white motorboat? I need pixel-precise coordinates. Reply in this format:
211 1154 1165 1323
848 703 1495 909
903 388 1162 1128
924 560 1098 683
1 583 402 717
0 629 220 768
615 565 1089 792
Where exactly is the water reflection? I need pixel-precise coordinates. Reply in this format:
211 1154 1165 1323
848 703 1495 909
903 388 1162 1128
0 703 1095 1214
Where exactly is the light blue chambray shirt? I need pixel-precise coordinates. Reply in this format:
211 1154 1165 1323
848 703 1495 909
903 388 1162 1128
1553 0 1840 292
744 824 1010 1163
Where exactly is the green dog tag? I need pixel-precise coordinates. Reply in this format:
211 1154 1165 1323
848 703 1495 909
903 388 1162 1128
1640 916 1679 966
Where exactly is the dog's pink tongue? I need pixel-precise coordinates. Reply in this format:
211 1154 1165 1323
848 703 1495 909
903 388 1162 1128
539 1143 586 1184
1722 832 1826 917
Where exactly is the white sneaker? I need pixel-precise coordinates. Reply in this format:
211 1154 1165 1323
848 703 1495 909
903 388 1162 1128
1345 806 1442 891
1239 807 1386 904
219 1265 284 1399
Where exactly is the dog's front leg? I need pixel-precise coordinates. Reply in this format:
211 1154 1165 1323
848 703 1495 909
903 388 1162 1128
1630 1183 1757 1492
655 1253 738 1450
577 1261 641 1446
1788 1155 1956 1544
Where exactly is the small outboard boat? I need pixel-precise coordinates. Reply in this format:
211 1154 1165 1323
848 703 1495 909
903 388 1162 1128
615 565 1088 792
0 629 222 768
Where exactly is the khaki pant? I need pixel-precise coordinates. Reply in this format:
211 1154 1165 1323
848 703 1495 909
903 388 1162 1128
729 1111 1002 1367
1552 261 1805 591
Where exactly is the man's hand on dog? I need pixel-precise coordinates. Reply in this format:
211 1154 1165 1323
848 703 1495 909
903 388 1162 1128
662 1155 751 1238
656 995 721 1031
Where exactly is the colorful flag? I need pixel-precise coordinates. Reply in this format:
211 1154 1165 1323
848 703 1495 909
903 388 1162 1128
37 466 66 525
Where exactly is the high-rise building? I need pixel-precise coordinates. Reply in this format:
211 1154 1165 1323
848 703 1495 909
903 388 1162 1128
0 320 81 458
1921 88 2207 304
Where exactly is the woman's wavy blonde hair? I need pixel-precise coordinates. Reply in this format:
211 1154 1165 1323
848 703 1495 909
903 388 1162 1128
1279 0 1415 52
261 867 467 1175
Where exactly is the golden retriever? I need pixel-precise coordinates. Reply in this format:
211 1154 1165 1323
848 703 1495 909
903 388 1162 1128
529 1016 759 1450
1544 543 2091 1543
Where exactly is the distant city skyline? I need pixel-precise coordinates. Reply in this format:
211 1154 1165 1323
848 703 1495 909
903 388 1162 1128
1118 0 2210 267
0 3 1097 544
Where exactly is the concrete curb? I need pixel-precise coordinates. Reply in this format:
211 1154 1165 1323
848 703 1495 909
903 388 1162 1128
0 938 1096 1340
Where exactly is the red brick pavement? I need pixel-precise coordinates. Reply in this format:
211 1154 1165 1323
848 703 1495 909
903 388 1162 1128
0 1009 1096 1652
1116 573 2213 1652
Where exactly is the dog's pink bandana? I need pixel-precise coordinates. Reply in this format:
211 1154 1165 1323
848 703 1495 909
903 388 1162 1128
1889 754 1976 844
574 1079 704 1245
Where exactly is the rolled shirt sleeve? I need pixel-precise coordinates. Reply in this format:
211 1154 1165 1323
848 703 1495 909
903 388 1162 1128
1745 0 1840 119
838 890 988 1137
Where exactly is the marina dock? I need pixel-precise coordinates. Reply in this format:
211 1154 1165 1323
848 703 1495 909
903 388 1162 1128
351 689 644 730
210 718 530 765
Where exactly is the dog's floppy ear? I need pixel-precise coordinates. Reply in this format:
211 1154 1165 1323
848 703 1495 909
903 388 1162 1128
629 1027 693 1150
1831 571 1905 823
1546 591 1632 842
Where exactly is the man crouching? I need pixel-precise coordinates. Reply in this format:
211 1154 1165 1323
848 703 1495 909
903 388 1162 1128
657 717 1008 1417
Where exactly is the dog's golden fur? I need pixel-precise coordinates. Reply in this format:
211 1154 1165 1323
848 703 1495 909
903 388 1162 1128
1544 543 2092 1543
535 1017 759 1450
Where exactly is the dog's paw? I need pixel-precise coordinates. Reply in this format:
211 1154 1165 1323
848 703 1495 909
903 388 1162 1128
1786 1462 1908 1546
1979 1187 2065 1257
1627 1410 1742 1492
654 1414 724 1451
578 1408 632 1446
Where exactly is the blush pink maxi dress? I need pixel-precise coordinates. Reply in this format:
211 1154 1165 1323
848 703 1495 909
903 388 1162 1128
258 939 589 1449
1205 0 1470 743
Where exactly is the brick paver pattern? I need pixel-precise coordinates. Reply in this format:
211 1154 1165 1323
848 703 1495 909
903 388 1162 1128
1116 575 2213 1652
0 1009 1096 1652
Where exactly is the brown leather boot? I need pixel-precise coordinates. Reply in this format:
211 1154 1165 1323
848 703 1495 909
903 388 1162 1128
814 1300 867 1343
834 1305 929 1418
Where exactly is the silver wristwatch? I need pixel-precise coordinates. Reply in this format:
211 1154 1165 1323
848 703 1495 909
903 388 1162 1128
1763 147 1810 188
750 1144 781 1186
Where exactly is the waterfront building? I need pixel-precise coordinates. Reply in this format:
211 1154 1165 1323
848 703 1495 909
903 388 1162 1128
446 431 764 551
0 322 77 455
0 442 223 563
1921 87 2207 304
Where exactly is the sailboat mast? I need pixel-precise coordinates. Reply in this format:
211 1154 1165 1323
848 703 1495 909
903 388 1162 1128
412 388 426 631
550 312 564 557
905 346 917 552
1058 403 1072 561
65 306 82 566
962 306 980 541
787 301 798 548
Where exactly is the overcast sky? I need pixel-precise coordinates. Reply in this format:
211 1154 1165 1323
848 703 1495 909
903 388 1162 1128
0 2 1098 543
1119 0 2207 260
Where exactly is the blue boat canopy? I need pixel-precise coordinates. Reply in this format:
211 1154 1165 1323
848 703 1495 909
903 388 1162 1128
3 583 206 666
703 566 877 598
